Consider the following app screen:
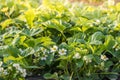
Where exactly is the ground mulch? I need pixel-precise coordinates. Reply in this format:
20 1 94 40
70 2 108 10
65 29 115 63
26 76 45 80
26 75 120 80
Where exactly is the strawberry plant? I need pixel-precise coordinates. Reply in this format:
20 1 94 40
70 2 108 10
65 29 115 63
0 0 120 80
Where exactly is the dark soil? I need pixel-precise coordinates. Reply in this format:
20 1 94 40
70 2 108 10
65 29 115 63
26 75 120 80
26 76 45 80
117 75 120 80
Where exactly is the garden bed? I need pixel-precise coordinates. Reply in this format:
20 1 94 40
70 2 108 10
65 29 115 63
0 0 120 80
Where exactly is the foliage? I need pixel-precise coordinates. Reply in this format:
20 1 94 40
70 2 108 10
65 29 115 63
0 0 120 80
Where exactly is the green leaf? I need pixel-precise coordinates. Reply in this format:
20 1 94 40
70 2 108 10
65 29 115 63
82 26 90 32
90 31 104 45
0 19 13 29
30 28 43 36
6 46 20 57
25 66 40 69
0 45 8 56
76 60 83 68
3 56 23 63
107 50 120 58
105 61 113 68
104 35 115 50
93 55 101 64
60 75 70 80
116 36 120 44
44 73 58 79
58 60 67 69
114 23 120 31
70 27 82 32
35 37 54 46
87 54 94 59
24 9 35 28
20 36 26 43
25 39 35 47
12 34 20 46
23 48 35 57
107 74 118 80
95 46 106 55
46 54 54 65
22 28 43 37
45 19 66 32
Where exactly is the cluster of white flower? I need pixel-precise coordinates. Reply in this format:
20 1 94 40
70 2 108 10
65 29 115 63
73 53 81 59
13 63 27 77
83 56 92 63
34 47 49 60
40 47 50 60
40 47 47 54
35 45 67 61
101 55 108 61
0 61 8 76
34 52 40 57
50 45 67 56
41 54 48 60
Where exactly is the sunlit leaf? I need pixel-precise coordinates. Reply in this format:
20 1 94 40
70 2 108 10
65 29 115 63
104 35 115 50
24 9 35 28
0 19 13 29
90 31 104 45
44 73 58 79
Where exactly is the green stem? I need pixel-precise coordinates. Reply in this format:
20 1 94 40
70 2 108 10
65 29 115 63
64 60 69 75
70 72 73 80
61 32 66 41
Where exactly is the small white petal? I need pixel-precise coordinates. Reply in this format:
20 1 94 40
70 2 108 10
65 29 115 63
0 67 4 72
58 49 67 56
50 45 58 53
3 70 8 75
101 55 108 61
73 53 81 59
0 61 3 67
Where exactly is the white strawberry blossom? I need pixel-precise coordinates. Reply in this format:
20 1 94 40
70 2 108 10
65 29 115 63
50 45 58 53
41 55 47 60
96 19 100 24
13 63 27 77
83 56 92 63
40 47 47 54
21 69 27 77
58 48 67 56
13 63 21 70
73 53 81 59
3 70 8 75
101 55 108 61
34 52 40 57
